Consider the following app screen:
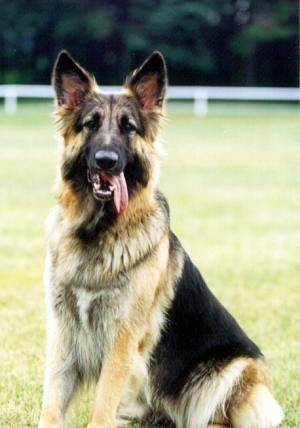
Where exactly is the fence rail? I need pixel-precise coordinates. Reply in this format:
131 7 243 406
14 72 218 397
0 84 299 115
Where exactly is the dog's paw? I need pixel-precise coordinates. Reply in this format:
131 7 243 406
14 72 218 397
87 421 116 428
38 415 63 428
38 421 62 428
87 425 116 428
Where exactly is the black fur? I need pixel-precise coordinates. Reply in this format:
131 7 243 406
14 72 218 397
39 51 283 428
150 232 262 399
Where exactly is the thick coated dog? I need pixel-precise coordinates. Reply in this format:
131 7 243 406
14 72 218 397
38 51 284 428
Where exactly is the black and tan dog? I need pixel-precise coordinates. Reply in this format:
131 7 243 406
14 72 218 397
38 51 283 428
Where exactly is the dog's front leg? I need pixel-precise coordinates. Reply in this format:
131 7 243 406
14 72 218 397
39 318 78 428
88 323 137 428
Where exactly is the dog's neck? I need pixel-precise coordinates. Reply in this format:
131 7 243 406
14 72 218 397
55 174 164 242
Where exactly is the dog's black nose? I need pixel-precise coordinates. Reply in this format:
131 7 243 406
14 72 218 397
94 150 119 172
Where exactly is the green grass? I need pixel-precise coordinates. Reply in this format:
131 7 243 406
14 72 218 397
0 102 299 427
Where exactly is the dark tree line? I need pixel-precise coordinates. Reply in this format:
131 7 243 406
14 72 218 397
0 0 298 86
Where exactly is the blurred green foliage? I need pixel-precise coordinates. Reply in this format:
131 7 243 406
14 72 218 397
0 0 298 86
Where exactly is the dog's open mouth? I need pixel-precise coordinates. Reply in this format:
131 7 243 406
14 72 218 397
88 171 129 213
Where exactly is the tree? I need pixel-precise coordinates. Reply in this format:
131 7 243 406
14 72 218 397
0 0 298 86
229 0 298 85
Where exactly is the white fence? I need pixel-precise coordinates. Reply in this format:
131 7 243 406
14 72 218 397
0 84 299 115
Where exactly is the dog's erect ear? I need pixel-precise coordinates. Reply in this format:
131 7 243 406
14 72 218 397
52 50 94 108
125 51 167 111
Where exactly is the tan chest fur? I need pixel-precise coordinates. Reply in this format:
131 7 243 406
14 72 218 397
44 204 171 380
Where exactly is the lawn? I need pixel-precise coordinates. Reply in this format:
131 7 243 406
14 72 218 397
0 102 299 427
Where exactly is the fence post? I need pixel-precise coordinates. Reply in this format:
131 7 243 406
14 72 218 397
4 87 18 114
194 89 208 116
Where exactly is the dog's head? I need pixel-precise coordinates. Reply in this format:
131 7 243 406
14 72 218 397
53 50 167 214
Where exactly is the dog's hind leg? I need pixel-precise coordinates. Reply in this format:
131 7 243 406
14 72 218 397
228 384 284 428
156 357 283 428
155 358 248 428
227 359 284 428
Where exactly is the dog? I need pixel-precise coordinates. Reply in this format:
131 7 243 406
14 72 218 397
38 50 284 428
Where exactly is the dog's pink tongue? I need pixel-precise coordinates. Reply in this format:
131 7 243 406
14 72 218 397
101 172 128 213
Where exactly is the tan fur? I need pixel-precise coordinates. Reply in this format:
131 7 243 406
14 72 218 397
229 358 272 410
39 52 283 428
228 360 283 428
88 236 171 428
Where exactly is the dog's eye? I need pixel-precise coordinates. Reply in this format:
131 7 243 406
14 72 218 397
120 116 136 133
83 114 101 131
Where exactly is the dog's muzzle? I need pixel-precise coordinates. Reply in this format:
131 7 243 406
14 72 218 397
87 148 129 213
88 170 128 213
